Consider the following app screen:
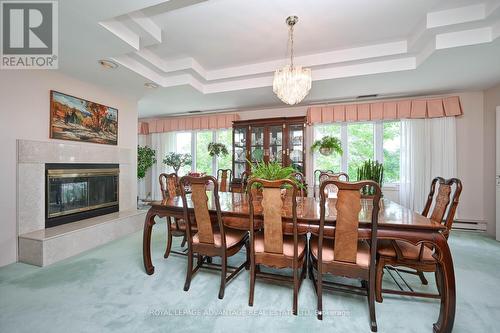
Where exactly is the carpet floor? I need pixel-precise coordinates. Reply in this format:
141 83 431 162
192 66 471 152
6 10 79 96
1 220 499 333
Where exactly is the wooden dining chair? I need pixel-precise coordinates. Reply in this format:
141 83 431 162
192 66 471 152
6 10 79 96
310 179 381 332
313 169 334 198
179 175 249 299
247 178 308 315
159 173 194 258
319 171 349 197
375 177 462 302
217 169 232 192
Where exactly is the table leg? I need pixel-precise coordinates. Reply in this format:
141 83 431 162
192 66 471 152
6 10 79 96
143 208 157 275
433 234 456 333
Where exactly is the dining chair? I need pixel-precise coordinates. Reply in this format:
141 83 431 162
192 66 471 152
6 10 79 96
318 171 349 197
310 179 381 332
375 177 462 302
313 169 334 198
179 175 249 299
247 178 308 315
217 169 232 192
159 173 193 258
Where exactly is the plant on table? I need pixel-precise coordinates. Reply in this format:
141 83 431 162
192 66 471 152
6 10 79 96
163 152 192 175
248 160 305 192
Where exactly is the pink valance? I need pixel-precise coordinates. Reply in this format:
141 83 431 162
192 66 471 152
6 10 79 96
138 113 239 135
307 96 463 124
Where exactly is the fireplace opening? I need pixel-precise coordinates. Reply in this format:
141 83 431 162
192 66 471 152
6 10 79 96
45 163 119 228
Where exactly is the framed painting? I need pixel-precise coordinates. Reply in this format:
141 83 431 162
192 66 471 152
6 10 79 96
49 90 118 145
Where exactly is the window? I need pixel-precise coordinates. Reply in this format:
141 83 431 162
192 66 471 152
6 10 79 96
175 132 192 176
216 129 232 170
196 131 213 176
383 122 400 183
169 129 233 177
313 124 341 173
313 121 401 185
347 123 374 179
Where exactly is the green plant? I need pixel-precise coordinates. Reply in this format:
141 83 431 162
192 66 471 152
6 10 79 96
163 152 192 175
356 159 384 195
248 160 305 190
311 136 343 156
207 142 229 157
137 146 156 179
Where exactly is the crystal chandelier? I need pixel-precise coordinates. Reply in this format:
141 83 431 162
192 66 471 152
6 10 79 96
273 16 312 105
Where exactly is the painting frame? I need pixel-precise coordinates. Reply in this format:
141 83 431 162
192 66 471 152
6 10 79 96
49 90 118 145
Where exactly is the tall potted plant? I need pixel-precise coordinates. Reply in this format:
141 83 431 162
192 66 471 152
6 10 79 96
311 136 343 156
163 152 192 175
137 146 156 179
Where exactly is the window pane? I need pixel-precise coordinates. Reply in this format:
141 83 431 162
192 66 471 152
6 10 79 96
175 132 192 176
196 131 212 175
313 124 341 178
217 129 232 171
347 123 374 179
383 121 401 184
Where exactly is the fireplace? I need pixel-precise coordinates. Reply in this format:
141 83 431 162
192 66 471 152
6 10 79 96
45 163 119 228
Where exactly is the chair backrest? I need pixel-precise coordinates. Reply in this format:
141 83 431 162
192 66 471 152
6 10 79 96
179 175 225 247
159 173 179 200
247 178 299 258
314 169 334 198
318 180 381 264
290 172 306 197
319 171 349 197
217 169 232 192
421 177 463 238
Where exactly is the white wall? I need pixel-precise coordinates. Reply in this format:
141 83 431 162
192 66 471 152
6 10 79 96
0 70 138 267
484 84 500 236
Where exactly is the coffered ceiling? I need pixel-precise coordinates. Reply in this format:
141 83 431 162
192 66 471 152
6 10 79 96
57 0 500 117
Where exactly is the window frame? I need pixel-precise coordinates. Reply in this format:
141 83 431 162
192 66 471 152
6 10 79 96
313 120 401 187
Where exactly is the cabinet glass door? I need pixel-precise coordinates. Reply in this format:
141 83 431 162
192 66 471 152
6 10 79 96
268 125 283 164
288 124 304 173
233 127 247 178
250 126 264 163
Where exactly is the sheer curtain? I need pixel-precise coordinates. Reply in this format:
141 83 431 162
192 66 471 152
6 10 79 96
149 132 176 200
399 117 457 214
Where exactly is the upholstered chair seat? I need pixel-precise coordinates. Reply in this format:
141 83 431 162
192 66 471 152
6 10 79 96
377 240 434 262
310 237 370 267
253 232 306 258
193 228 247 248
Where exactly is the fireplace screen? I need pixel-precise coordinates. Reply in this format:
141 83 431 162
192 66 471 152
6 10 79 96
46 164 119 228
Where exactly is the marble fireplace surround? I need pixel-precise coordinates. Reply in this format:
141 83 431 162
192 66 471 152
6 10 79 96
17 139 145 266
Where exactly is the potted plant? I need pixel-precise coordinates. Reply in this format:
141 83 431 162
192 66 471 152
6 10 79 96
248 161 304 199
137 146 156 179
163 152 192 175
356 159 384 196
207 142 229 157
311 136 343 156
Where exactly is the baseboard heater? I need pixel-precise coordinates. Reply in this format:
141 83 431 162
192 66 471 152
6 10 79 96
452 219 487 232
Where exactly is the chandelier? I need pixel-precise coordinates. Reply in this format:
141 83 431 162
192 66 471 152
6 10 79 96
273 16 312 105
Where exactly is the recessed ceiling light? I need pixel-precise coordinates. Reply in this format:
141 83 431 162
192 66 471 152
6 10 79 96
144 82 159 89
98 59 118 69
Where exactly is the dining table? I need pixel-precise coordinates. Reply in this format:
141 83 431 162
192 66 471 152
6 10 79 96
142 192 455 333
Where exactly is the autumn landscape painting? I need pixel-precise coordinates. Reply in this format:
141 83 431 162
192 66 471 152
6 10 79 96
50 91 118 145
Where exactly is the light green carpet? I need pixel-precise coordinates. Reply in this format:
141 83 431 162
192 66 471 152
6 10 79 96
1 219 499 332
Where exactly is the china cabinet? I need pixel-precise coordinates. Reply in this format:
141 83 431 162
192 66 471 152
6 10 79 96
231 116 306 188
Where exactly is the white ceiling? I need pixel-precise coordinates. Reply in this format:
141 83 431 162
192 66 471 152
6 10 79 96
56 0 500 118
